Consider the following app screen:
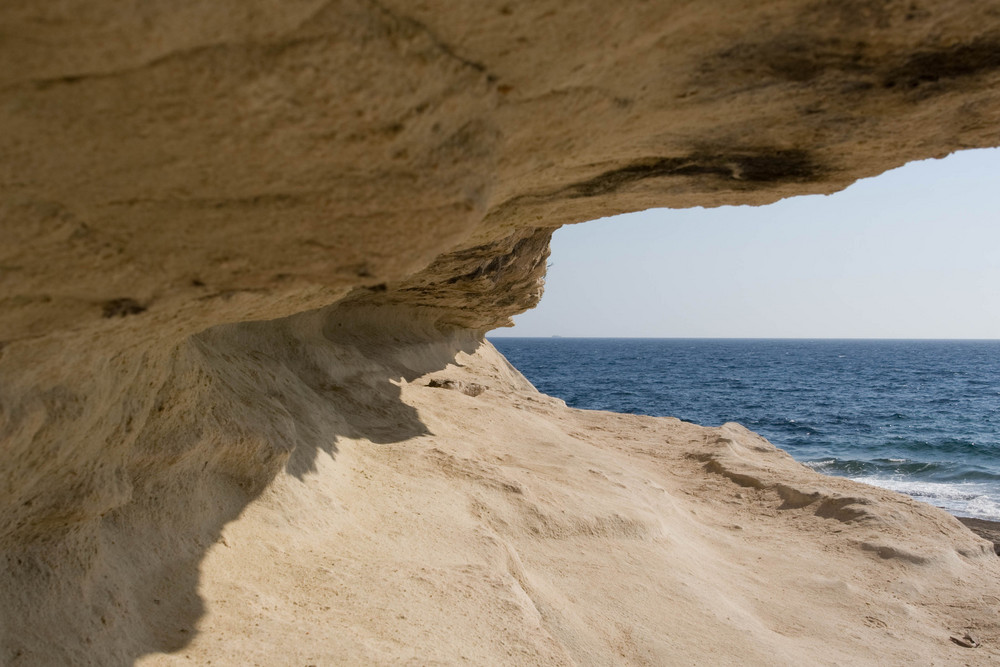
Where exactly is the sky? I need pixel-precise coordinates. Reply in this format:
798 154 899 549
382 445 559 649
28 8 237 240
489 148 1000 339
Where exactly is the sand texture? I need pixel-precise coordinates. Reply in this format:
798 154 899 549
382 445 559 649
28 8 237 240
4 1 1000 664
139 333 1000 665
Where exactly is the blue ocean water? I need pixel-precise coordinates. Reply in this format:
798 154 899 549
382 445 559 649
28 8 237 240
489 338 1000 520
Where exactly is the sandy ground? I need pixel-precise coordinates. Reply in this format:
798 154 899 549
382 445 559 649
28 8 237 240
131 339 1000 666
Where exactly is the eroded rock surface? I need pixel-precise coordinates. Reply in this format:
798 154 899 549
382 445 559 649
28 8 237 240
3 1 1000 664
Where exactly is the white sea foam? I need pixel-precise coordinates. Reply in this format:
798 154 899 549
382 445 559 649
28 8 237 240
850 476 1000 520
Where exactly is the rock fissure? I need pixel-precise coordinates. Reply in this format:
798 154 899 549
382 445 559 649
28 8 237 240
565 149 824 198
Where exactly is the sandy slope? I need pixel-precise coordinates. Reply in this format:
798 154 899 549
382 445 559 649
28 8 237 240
129 334 1000 666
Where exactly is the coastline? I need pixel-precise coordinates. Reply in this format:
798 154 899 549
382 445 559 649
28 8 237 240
490 338 1000 524
959 517 1000 555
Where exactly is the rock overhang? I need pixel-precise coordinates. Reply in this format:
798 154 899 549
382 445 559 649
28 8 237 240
3 1 1000 662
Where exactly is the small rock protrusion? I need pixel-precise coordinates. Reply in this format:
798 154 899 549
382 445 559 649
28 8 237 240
427 378 485 397
950 632 981 648
101 298 146 318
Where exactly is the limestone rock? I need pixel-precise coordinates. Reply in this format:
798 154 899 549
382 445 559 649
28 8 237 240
3 1 1000 664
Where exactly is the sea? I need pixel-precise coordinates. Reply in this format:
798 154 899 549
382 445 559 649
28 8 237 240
489 338 1000 521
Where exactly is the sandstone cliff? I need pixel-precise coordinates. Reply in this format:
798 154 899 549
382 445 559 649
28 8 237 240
3 1 1000 664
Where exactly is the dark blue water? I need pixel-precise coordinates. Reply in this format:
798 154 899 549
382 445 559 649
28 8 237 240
489 338 1000 520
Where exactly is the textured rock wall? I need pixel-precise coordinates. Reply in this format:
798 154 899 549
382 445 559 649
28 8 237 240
4 0 1000 339
2 1 1000 663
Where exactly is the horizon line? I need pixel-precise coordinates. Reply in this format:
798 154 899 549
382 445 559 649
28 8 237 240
486 335 1000 341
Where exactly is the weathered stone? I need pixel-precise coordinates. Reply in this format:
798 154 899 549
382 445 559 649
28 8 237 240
2 1 1000 663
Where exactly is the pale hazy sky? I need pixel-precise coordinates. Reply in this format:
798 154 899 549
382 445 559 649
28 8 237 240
490 148 1000 339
